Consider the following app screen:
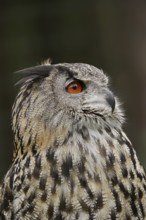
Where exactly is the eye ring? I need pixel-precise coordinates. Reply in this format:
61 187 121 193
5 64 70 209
66 80 84 94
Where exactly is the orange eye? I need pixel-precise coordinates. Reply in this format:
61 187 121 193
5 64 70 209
66 81 83 94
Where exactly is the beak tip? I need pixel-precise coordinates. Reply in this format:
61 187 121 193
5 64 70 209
106 92 115 113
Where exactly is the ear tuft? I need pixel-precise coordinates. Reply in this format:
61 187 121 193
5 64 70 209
15 65 54 86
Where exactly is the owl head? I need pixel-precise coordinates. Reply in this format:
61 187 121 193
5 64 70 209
12 62 124 156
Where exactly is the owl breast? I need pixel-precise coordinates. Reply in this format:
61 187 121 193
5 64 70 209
6 121 146 220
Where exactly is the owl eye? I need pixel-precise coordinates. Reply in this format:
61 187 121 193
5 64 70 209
66 80 84 94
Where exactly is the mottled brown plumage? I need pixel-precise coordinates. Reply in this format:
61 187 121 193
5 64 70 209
0 62 146 219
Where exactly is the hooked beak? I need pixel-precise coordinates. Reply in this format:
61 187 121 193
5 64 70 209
105 91 115 113
82 88 116 117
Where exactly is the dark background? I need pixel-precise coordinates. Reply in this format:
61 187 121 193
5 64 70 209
0 0 146 180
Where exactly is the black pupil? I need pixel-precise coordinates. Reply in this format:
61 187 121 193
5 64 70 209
71 83 78 90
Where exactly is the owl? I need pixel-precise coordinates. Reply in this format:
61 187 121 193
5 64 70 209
0 62 146 220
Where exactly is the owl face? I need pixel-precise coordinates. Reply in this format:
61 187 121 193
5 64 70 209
13 63 123 148
44 63 115 119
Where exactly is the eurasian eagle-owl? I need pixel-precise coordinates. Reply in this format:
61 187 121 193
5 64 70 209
0 62 146 219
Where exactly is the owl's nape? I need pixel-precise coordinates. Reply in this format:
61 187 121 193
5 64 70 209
0 62 146 220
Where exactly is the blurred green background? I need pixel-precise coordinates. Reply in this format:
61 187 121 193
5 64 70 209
0 0 146 180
